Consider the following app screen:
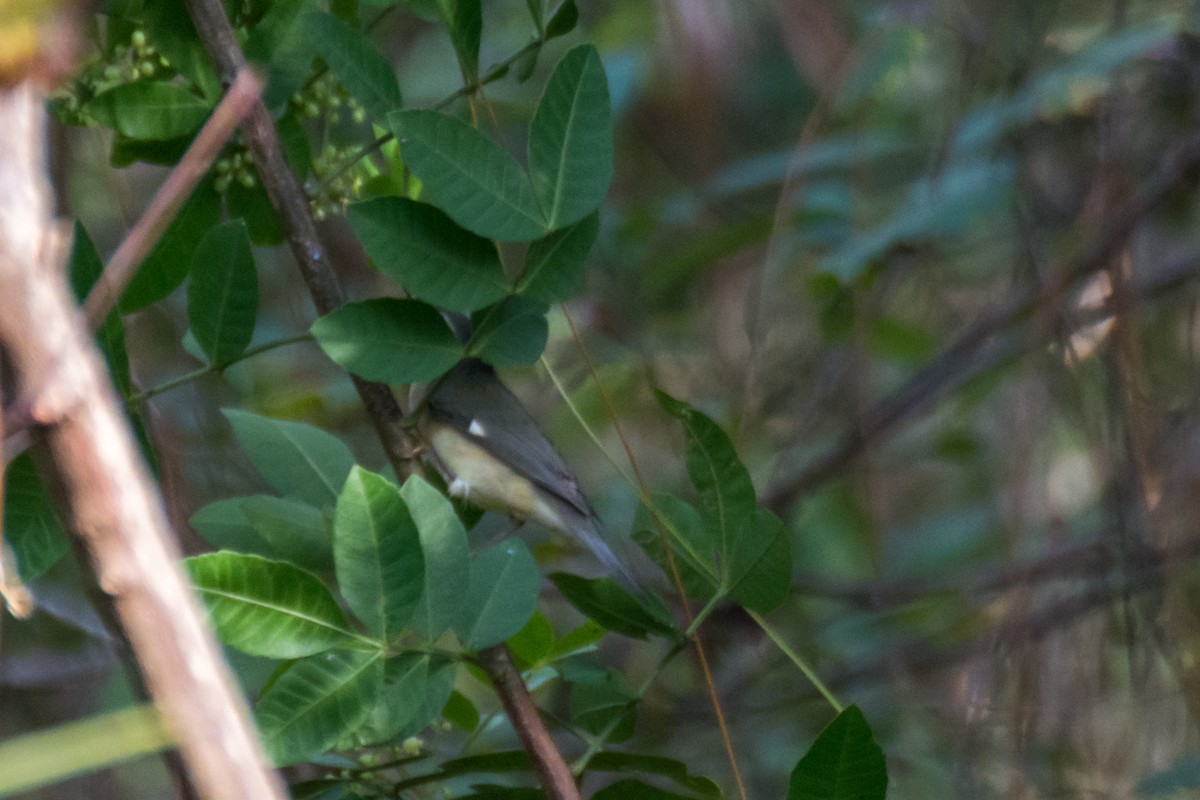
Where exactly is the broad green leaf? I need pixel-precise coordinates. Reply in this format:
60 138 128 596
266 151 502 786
442 689 480 731
226 182 286 246
545 0 579 39
257 649 385 765
240 495 333 572
311 298 463 383
569 668 636 741
656 391 756 581
400 475 471 639
357 652 456 743
516 211 598 303
301 10 403 117
726 507 791 613
457 539 540 650
528 45 613 229
186 552 365 658
334 467 424 639
632 493 717 600
68 222 131 396
223 409 356 508
547 619 606 660
4 453 67 580
787 705 887 800
588 752 722 797
389 109 546 241
468 295 548 366
188 497 275 558
122 174 222 311
549 573 675 639
87 82 211 140
507 611 555 665
592 780 702 800
187 220 258 367
347 197 508 312
439 0 482 79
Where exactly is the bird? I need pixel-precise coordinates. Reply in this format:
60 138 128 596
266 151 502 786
418 357 641 591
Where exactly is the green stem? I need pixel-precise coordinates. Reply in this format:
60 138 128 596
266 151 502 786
126 333 313 406
749 610 843 712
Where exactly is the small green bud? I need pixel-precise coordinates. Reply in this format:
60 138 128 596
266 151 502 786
131 29 147 49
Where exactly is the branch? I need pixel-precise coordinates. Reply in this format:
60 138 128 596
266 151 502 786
181 3 582 795
0 84 286 800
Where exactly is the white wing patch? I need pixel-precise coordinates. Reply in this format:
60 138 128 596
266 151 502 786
468 418 488 438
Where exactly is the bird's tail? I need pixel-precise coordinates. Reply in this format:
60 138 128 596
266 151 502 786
570 516 647 597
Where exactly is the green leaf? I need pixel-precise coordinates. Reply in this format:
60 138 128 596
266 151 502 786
569 668 636 741
632 494 717 600
726 507 791 613
440 0 482 79
347 197 508 313
122 175 222 311
588 752 721 797
469 295 548 366
223 409 356 508
545 1 579 39
787 705 888 800
240 495 333 572
334 467 424 639
4 453 67 580
592 780 703 800
400 475 471 639
528 45 613 229
655 392 756 584
256 649 385 765
87 82 211 140
442 689 480 731
389 109 546 241
188 498 275 558
516 211 598 303
186 552 365 658
187 220 258 367
300 10 403 117
311 298 463 383
457 539 541 650
549 573 675 639
357 652 456 743
68 222 131 396
506 611 555 665
225 182 286 246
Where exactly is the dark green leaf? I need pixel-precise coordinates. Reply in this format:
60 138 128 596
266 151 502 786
506 611 555 665
87 82 211 140
441 689 480 731
632 493 717 599
545 1 579 39
188 498 275 558
186 552 365 658
528 45 613 229
347 197 508 313
4 454 67 581
240 495 333 572
457 539 541 650
311 298 463 383
301 10 403 117
226 181 286 245
569 668 636 741
588 752 721 797
400 476 471 639
726 507 791 613
390 109 546 241
334 467 425 639
516 211 598 303
122 175 221 311
357 652 456 743
187 220 258 367
223 409 356 508
257 649 385 765
593 780 703 800
440 0 482 79
549 573 675 639
787 705 888 800
469 295 548 366
68 222 131 396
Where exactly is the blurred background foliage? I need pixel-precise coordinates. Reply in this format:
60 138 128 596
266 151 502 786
8 0 1200 797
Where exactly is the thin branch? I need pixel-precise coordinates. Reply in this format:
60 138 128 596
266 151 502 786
81 69 262 329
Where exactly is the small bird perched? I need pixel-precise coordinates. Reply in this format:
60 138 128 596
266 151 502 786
419 358 640 590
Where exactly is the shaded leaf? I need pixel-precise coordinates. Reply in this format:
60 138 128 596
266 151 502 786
787 705 888 800
549 573 676 639
301 10 403 117
188 220 258 367
240 495 333 572
87 82 211 140
311 298 463 383
457 539 540 650
516 211 599 303
469 295 548 366
4 454 67 581
400 475 471 639
223 409 356 508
